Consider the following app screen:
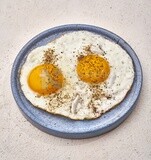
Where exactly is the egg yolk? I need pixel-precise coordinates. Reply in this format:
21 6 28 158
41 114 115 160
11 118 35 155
77 54 110 84
28 64 64 95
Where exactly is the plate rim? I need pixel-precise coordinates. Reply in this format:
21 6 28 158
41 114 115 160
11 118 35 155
11 24 143 138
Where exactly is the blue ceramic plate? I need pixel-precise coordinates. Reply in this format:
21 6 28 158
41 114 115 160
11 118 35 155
11 24 142 139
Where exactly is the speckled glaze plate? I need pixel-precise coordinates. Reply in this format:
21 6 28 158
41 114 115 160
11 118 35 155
11 24 142 139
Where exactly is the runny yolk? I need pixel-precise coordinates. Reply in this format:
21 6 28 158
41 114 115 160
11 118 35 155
28 64 64 95
77 54 110 84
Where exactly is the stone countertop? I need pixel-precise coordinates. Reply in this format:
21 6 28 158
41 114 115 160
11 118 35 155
0 0 151 160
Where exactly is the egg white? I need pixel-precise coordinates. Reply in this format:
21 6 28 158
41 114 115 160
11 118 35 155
20 31 134 120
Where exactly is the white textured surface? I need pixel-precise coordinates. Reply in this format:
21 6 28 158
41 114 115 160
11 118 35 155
0 0 150 159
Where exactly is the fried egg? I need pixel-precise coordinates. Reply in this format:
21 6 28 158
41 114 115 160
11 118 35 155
20 31 134 120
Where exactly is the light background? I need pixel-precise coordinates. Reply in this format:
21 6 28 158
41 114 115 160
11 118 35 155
0 0 151 159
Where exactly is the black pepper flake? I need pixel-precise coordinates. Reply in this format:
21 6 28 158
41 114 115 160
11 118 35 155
107 95 112 99
78 55 84 60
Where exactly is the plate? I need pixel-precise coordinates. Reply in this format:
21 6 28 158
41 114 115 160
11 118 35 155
11 24 142 139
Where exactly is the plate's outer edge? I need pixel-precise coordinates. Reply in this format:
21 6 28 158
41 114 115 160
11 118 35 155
11 24 143 139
